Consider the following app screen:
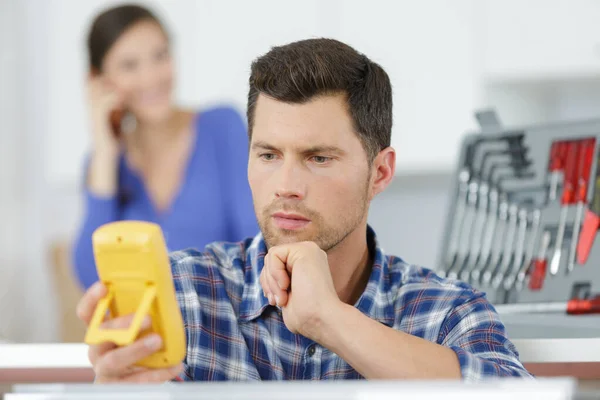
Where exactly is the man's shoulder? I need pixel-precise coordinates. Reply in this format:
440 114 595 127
385 255 485 308
383 255 497 343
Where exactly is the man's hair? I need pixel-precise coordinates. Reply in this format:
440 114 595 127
247 38 392 162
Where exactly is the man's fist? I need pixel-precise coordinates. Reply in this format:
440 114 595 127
259 241 340 341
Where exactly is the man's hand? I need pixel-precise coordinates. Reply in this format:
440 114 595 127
76 282 184 383
259 241 342 341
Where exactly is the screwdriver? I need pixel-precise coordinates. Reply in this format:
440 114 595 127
494 295 600 315
567 138 596 273
549 141 581 275
577 145 600 265
528 230 551 291
548 141 568 202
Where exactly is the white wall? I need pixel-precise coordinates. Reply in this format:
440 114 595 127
45 0 482 188
0 0 58 342
0 0 25 341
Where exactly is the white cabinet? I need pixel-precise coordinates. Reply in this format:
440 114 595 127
332 0 482 173
482 0 600 82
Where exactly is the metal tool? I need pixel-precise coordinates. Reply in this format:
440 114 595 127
485 171 537 289
481 195 510 286
550 141 581 275
470 165 535 285
491 203 519 289
502 207 528 290
528 231 551 291
514 208 542 291
494 294 600 315
470 186 498 284
444 139 529 279
459 149 529 282
442 169 470 277
443 138 482 276
567 138 596 273
447 179 479 280
499 143 569 290
548 141 568 202
460 149 531 281
442 135 527 276
459 182 488 282
577 144 600 265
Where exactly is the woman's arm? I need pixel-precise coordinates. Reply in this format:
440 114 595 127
72 152 122 290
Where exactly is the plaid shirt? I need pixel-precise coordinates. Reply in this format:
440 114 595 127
171 227 530 381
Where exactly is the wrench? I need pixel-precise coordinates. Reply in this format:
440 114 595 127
502 207 529 291
470 187 499 284
491 203 519 289
481 195 510 286
514 208 542 291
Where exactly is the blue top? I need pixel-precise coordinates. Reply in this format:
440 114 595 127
169 227 530 381
72 106 259 290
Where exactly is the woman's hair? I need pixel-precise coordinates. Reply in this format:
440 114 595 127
87 4 166 71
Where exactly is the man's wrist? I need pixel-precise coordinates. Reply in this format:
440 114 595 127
309 300 354 349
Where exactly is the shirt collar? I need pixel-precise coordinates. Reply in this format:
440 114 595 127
239 226 396 327
239 233 270 321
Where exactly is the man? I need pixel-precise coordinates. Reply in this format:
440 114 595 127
76 38 531 382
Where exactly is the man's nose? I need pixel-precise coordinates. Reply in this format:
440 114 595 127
274 160 306 200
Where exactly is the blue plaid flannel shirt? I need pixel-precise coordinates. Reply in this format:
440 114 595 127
171 227 531 381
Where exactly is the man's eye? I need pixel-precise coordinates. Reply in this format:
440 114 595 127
260 153 276 161
312 156 330 164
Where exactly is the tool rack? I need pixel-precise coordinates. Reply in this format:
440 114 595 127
437 111 600 305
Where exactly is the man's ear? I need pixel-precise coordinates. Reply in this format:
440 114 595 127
369 147 395 200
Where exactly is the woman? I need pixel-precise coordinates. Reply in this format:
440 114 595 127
72 4 258 290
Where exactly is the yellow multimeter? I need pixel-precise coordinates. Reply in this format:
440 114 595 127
84 221 186 368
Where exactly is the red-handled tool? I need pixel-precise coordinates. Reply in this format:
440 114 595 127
548 141 568 201
567 138 596 273
577 144 600 265
549 141 581 275
494 295 600 315
528 231 551 291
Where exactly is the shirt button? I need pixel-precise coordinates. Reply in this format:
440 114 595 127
307 345 316 357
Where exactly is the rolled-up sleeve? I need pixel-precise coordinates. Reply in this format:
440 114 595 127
439 290 533 381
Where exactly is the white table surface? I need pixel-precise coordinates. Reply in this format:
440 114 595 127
1 337 600 370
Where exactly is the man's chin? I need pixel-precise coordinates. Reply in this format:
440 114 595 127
262 228 316 248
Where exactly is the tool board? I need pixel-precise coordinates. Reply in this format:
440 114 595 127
436 113 600 305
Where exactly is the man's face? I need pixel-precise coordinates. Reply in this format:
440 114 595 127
248 94 372 250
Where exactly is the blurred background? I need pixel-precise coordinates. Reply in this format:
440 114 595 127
2 0 600 344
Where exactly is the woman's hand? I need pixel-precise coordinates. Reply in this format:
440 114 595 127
87 76 123 159
86 77 123 196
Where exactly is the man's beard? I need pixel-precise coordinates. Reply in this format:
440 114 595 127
257 184 370 252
